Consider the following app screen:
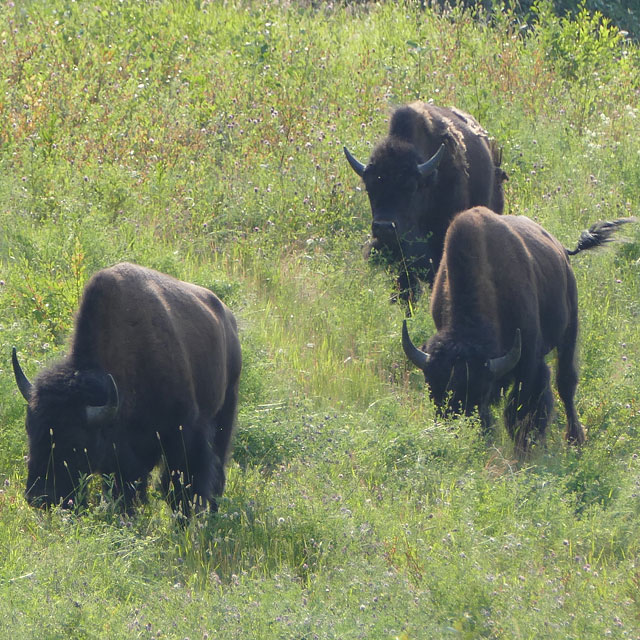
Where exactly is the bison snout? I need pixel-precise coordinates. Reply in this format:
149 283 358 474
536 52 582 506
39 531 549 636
372 220 397 241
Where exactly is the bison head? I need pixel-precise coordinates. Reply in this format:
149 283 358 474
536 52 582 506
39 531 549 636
402 322 521 418
344 140 445 268
12 348 119 508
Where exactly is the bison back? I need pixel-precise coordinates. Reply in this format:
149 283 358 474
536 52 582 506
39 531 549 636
432 209 576 355
70 263 241 422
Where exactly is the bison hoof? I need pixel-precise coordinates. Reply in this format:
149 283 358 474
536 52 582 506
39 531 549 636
567 423 586 446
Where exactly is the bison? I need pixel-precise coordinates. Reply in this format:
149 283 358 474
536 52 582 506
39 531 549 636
401 207 632 452
12 262 241 514
344 102 507 302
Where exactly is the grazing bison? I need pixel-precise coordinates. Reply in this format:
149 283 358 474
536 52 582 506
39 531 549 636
402 207 632 452
344 102 507 301
12 262 241 514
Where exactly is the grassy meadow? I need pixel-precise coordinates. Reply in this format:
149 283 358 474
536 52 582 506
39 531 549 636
1 0 639 637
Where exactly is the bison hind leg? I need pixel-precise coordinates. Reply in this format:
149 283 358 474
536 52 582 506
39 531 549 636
186 440 225 514
211 382 240 494
160 423 233 516
556 330 586 445
160 438 221 517
158 428 208 517
160 383 239 517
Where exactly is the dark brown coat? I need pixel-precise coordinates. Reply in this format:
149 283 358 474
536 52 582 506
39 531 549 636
345 102 506 301
403 208 632 451
12 262 241 513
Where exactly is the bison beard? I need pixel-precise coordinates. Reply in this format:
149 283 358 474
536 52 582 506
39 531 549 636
12 262 241 516
402 208 634 453
344 102 507 304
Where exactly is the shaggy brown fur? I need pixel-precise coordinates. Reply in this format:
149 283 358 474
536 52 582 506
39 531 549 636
403 208 633 452
13 263 241 514
345 102 506 302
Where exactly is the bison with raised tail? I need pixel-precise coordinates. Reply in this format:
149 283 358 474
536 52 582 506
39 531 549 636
344 102 507 302
12 262 242 514
402 208 633 452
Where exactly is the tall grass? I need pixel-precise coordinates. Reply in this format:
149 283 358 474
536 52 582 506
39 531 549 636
1 1 639 637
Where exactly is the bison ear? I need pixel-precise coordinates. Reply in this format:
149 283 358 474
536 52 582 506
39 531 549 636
417 143 445 178
402 320 430 370
86 374 119 427
486 329 521 378
12 347 33 402
343 146 366 177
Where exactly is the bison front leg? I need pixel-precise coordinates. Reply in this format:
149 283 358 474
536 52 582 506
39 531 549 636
504 363 553 454
395 269 422 307
102 472 148 514
478 402 494 438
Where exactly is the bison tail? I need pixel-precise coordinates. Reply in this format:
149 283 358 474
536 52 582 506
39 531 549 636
566 217 636 256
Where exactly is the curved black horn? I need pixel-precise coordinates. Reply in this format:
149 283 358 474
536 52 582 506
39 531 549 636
417 143 445 177
487 329 522 378
402 320 430 370
12 347 32 401
343 146 366 177
86 374 119 426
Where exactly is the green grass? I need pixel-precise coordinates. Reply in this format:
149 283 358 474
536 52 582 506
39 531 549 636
1 1 639 637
